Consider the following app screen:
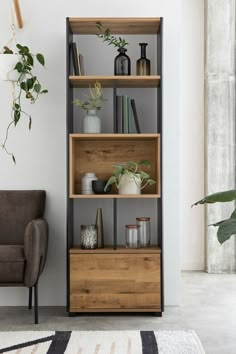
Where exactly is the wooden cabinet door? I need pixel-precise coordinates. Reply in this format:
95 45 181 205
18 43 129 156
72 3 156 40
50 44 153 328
70 253 161 312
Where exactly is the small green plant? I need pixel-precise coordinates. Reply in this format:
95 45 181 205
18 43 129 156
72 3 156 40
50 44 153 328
192 189 236 244
1 44 48 163
73 81 106 111
96 22 128 49
104 160 156 191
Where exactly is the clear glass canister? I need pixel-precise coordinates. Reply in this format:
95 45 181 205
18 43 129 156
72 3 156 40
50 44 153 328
81 225 97 249
125 225 140 248
136 217 151 247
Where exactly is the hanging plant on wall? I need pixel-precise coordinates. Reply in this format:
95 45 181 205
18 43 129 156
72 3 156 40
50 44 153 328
0 43 48 163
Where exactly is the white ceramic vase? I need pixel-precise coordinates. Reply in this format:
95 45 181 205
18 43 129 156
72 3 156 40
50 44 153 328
83 109 101 133
81 173 98 194
0 54 20 81
118 174 141 194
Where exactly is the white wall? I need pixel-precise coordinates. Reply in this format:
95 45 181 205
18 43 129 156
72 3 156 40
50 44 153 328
180 0 205 271
0 0 183 306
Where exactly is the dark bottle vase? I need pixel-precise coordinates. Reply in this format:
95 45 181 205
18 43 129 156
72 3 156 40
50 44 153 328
114 48 131 76
95 208 104 248
137 43 151 75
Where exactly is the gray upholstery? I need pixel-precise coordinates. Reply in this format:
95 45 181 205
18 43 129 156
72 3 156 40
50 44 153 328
0 190 48 287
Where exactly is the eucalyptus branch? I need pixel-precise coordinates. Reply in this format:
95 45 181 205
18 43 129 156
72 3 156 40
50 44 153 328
96 22 128 49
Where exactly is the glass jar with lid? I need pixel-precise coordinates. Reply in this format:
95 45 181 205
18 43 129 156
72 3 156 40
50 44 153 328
125 224 140 248
136 217 151 247
81 225 97 249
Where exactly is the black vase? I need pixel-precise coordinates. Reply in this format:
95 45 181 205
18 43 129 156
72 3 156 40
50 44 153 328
114 48 131 76
136 43 151 75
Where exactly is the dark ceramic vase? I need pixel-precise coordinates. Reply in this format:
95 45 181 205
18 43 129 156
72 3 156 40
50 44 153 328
114 48 131 75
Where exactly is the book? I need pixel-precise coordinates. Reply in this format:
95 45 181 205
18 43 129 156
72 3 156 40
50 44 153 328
116 96 123 133
131 99 141 133
79 54 85 75
122 95 129 133
128 97 136 133
71 42 80 75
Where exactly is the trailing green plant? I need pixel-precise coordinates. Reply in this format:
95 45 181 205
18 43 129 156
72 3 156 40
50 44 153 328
73 81 106 111
96 22 128 49
104 160 156 191
192 189 236 244
1 44 48 163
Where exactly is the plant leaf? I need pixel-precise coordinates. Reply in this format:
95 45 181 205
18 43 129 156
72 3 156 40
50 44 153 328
192 189 236 207
29 117 32 130
216 218 236 244
139 159 151 168
104 176 117 191
36 53 45 66
12 154 16 164
40 89 48 94
34 83 41 93
3 46 13 54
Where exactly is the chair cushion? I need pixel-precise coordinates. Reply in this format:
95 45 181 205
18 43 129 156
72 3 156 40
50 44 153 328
0 245 25 283
0 190 46 245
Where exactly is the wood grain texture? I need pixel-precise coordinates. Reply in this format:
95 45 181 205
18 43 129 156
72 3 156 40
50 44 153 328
69 18 161 34
69 134 160 196
70 253 160 310
69 76 160 88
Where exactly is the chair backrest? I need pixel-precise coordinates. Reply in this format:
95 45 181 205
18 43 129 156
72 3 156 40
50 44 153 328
0 190 46 245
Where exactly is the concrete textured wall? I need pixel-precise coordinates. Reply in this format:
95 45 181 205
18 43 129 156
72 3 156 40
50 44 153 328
205 0 236 272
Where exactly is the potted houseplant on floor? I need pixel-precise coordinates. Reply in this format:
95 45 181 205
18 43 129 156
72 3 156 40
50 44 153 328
0 44 48 162
73 81 106 133
104 160 156 194
192 189 236 244
96 22 130 75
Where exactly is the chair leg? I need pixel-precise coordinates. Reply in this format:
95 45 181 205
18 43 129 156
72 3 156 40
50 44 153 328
34 283 38 324
28 287 32 310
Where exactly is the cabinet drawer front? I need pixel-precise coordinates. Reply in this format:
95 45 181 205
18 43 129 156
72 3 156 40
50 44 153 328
70 253 160 310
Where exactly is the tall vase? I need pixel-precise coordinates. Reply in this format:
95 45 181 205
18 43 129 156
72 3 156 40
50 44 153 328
114 48 131 76
83 109 101 133
136 43 151 75
95 208 104 248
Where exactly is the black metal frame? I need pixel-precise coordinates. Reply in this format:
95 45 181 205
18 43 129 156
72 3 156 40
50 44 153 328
66 17 164 315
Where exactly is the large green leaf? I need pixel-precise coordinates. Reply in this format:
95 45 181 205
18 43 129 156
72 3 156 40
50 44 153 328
216 218 236 244
192 190 236 207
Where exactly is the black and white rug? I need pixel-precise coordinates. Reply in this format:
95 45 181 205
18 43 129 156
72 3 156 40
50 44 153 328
0 330 205 354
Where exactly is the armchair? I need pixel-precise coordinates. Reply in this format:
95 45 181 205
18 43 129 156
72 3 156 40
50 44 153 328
0 190 48 324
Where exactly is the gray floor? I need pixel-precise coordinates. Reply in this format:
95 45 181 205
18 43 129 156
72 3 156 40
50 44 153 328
0 272 236 354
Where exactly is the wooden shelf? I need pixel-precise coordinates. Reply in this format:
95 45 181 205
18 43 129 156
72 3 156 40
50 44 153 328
70 247 161 254
69 17 161 35
70 194 160 199
69 76 161 88
70 134 161 197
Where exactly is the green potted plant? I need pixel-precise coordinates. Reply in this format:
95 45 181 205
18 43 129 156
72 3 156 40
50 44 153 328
192 189 236 244
0 44 48 163
96 22 130 75
104 160 156 194
73 81 106 133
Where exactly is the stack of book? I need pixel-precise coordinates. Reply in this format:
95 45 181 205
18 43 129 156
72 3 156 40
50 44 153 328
116 96 141 133
71 42 85 75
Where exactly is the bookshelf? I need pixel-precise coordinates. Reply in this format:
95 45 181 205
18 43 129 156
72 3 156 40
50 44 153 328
66 17 163 315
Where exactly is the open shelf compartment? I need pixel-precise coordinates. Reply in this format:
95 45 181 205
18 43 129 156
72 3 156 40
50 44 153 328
69 134 161 198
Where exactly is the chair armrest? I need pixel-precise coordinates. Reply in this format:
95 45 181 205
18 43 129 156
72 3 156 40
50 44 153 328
24 218 48 287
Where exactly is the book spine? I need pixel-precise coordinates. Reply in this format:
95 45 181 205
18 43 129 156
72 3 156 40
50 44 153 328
71 42 80 75
116 96 123 133
131 99 141 133
123 96 129 133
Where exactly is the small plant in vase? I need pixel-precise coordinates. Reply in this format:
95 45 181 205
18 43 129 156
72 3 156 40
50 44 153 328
104 160 156 195
96 22 130 76
0 44 48 163
73 81 106 133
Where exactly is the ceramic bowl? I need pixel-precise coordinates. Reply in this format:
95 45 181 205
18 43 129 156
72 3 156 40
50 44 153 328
92 180 111 194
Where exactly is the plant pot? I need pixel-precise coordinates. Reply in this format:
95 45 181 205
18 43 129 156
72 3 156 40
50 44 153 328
83 109 101 133
0 54 20 81
118 174 141 194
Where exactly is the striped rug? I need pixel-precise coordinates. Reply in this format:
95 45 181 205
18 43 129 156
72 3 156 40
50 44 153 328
0 330 205 354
